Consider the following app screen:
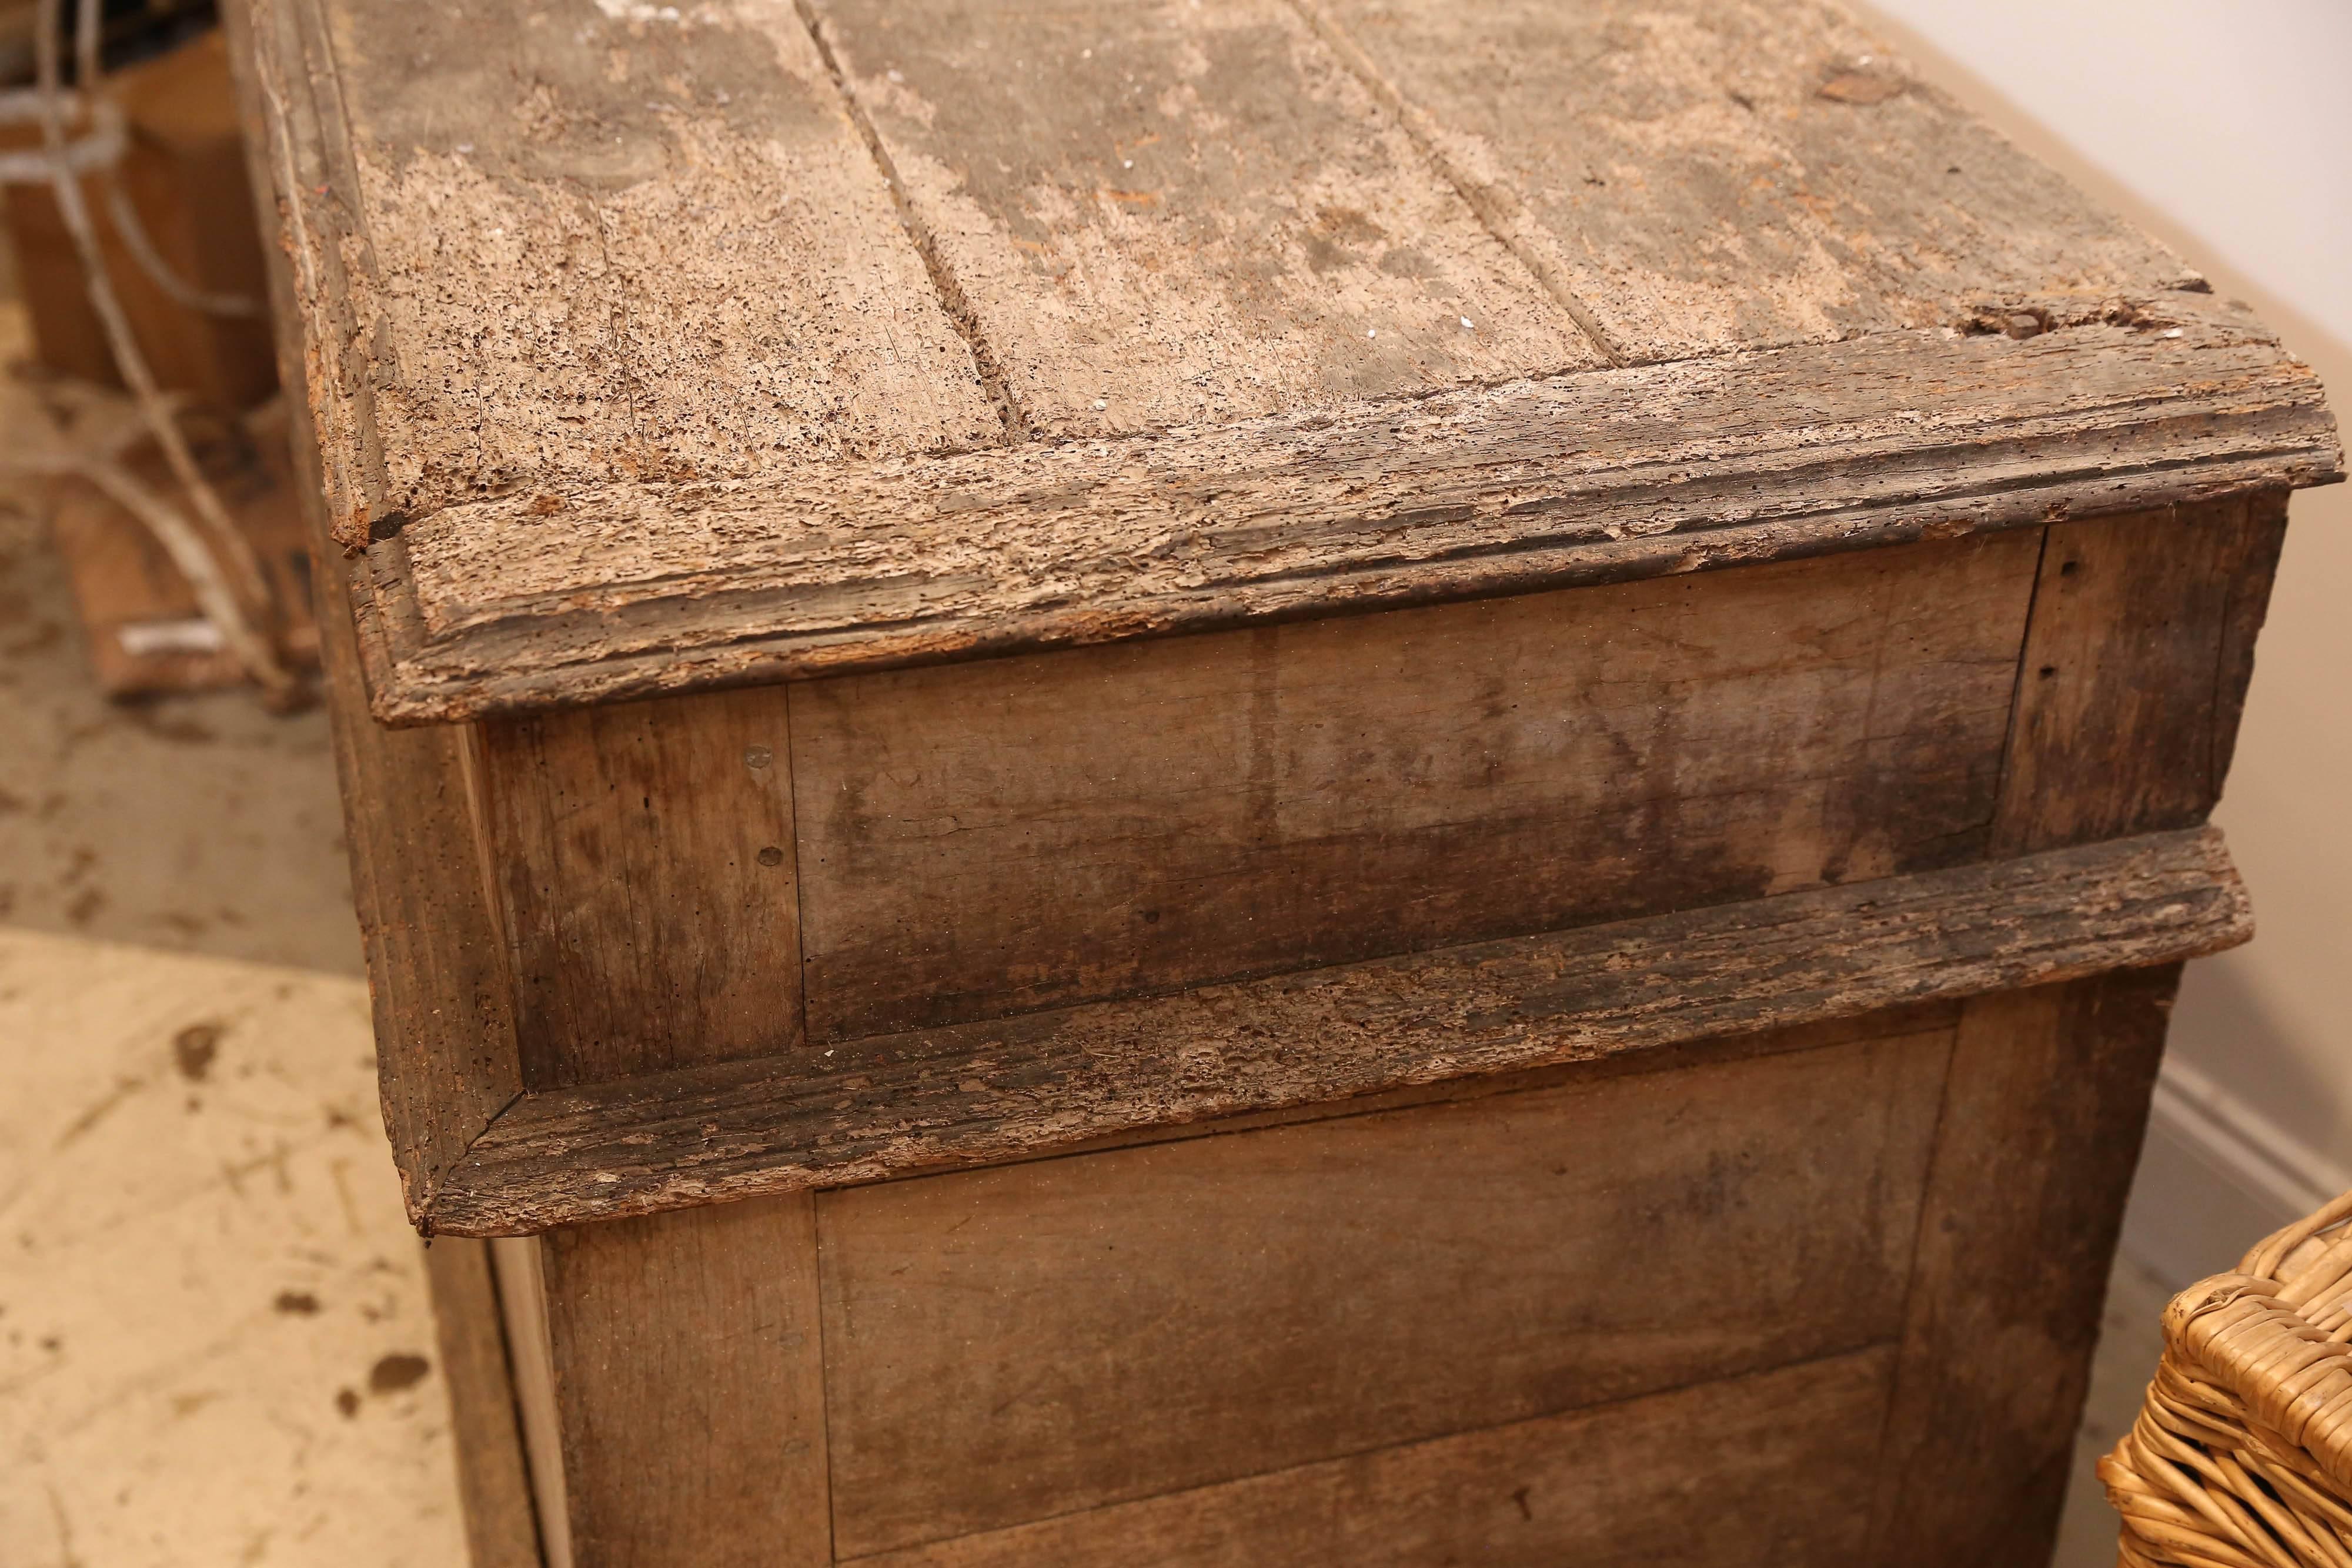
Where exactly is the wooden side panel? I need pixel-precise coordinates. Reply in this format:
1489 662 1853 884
1874 493 2286 1564
817 1024 1950 1556
793 530 2037 1041
804 0 1602 441
1872 969 2179 1564
478 686 803 1089
539 1196 830 1568
1305 0 2195 363
847 1348 1894 1568
437 827 2248 1235
1993 496 2291 854
423 1239 546 1568
221 0 522 1222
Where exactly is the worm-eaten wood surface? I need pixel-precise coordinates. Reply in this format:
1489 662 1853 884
427 825 2248 1234
239 0 2341 721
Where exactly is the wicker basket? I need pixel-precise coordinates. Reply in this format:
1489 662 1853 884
2102 1189 2352 1566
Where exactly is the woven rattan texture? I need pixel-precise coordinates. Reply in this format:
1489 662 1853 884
2104 1189 2352 1566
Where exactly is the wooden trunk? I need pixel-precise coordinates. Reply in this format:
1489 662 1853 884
220 0 2340 1562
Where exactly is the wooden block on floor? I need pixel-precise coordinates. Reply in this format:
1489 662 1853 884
43 410 321 698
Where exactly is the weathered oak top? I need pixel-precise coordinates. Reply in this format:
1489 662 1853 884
239 0 2341 720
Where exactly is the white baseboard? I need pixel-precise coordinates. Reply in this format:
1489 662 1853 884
2119 1057 2352 1290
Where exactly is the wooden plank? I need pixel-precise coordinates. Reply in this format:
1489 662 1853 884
422 1239 546 1568
426 824 2250 1236
1992 494 2292 854
249 0 1002 553
221 0 524 1226
801 0 1602 440
537 1196 830 1568
47 412 321 697
477 686 803 1089
368 306 2335 721
1871 490 2282 1561
1870 968 2179 1564
489 1236 573 1568
794 531 2037 1039
842 1346 1895 1568
1300 0 2200 364
818 1037 1946 1553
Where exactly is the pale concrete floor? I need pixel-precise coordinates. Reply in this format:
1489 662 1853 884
0 299 360 978
0 927 468 1567
0 237 2172 1566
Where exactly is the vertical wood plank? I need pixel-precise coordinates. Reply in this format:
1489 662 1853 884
423 1239 547 1568
540 1197 831 1568
1876 492 2289 1563
1872 968 2179 1564
491 1236 573 1568
477 687 803 1088
1992 496 2289 854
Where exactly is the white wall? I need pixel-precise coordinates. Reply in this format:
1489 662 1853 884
1860 0 2352 1279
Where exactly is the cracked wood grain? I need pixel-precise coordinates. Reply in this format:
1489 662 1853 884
370 304 2336 721
241 0 2340 726
798 0 1604 439
255 0 1003 549
1298 0 2203 363
422 824 2250 1235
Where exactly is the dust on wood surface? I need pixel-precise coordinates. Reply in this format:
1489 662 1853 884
235 0 2341 720
805 0 1603 439
1307 0 2199 362
358 302 2334 721
291 0 998 533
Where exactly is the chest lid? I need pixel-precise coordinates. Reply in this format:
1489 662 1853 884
245 0 2341 721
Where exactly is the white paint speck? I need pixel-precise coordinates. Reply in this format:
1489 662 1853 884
1093 398 1108 410
455 142 475 154
2163 327 2185 338
1122 159 1133 169
887 68 904 82
1367 328 1377 339
1458 316 1474 330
